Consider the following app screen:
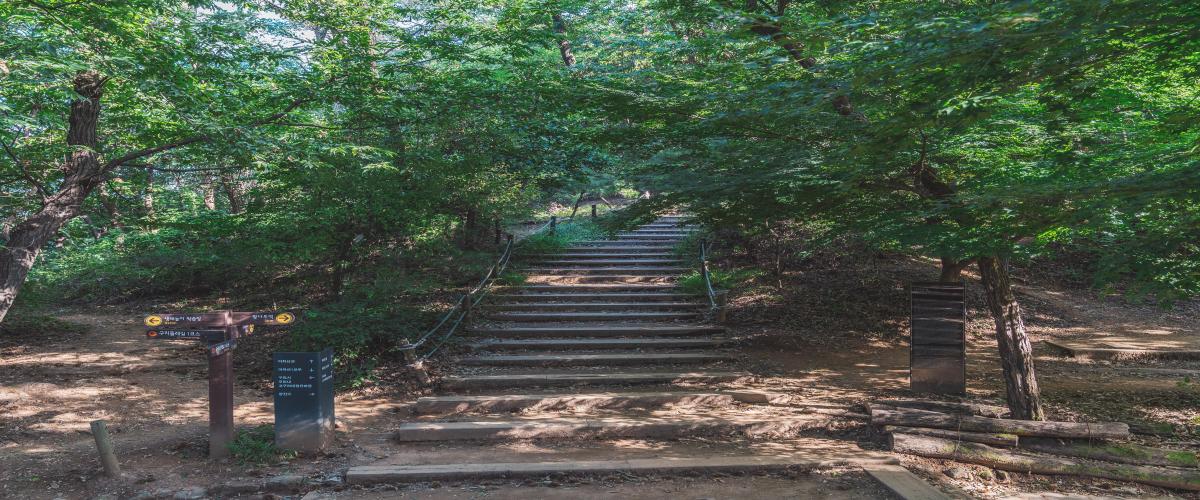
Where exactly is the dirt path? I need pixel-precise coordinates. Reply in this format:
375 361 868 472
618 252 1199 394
0 310 405 499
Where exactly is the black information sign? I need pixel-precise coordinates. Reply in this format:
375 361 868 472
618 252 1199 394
910 282 966 394
146 329 227 342
273 348 334 453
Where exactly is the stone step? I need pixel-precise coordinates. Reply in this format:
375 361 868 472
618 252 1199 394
459 353 734 367
467 325 723 338
487 302 705 311
525 275 680 283
508 284 680 292
524 253 676 258
413 391 737 414
490 293 698 302
466 337 728 350
530 259 684 265
570 241 677 247
485 311 701 322
346 453 898 485
391 414 835 442
523 267 690 275
617 234 687 239
441 371 749 390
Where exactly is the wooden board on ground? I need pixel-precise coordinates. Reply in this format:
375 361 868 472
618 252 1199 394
1045 340 1200 360
864 464 953 500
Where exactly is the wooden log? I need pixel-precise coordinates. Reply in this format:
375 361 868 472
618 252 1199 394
877 399 1008 418
90 420 121 477
883 425 1018 447
871 408 1129 440
1020 438 1200 469
890 433 1200 491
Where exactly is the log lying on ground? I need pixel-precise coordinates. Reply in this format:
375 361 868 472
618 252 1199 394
871 408 1129 439
877 399 1008 418
891 433 1200 491
1021 438 1200 469
883 425 1018 447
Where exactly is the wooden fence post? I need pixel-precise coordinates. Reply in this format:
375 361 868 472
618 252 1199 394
90 420 121 477
591 204 597 218
715 291 729 324
402 349 431 385
549 216 557 235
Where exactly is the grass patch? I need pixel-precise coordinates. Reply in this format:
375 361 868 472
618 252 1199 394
518 217 612 253
677 268 762 295
228 425 298 465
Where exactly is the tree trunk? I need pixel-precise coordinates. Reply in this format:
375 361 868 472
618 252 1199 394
202 173 217 210
871 408 1127 439
882 425 1019 447
0 71 107 324
978 256 1045 420
552 13 576 67
143 165 155 218
222 173 244 214
890 433 1200 492
938 257 970 282
568 191 585 219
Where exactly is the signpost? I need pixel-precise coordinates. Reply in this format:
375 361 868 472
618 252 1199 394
273 348 335 453
909 282 967 394
142 310 296 458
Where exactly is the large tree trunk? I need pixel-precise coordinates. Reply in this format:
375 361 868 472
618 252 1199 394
978 255 1045 420
0 71 108 324
552 14 576 67
221 173 245 214
201 173 217 210
938 256 970 282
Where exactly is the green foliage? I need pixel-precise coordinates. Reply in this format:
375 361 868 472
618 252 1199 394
228 425 296 465
518 218 612 254
677 268 760 296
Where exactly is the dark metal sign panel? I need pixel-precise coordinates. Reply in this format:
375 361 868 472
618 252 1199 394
910 282 966 394
273 348 334 454
146 329 227 342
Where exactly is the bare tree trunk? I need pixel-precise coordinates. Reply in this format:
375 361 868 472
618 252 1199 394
143 166 155 218
938 257 971 282
0 71 108 324
221 173 244 214
552 13 576 67
202 173 217 210
978 256 1044 420
568 191 585 219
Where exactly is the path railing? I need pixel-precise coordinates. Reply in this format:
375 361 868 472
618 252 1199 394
698 237 728 323
399 215 561 383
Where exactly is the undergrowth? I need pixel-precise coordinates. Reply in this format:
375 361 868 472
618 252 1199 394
228 425 297 465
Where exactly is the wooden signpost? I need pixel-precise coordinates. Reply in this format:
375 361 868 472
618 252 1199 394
143 310 296 458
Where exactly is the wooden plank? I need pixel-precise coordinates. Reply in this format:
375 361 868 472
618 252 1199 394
864 464 952 500
346 454 899 484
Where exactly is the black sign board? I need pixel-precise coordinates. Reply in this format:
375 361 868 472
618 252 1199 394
273 348 334 453
910 282 966 394
146 329 228 342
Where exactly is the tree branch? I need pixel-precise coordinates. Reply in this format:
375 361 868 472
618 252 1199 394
0 136 51 200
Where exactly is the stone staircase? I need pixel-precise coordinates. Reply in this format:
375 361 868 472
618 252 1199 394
345 215 897 484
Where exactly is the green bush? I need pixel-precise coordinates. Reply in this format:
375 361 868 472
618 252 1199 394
677 268 761 296
518 218 611 253
228 425 296 465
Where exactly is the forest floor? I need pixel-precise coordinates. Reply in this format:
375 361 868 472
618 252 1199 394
1 251 1197 499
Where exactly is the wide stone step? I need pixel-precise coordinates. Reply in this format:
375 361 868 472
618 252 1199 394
490 293 698 302
441 371 749 389
485 311 700 322
523 267 689 275
525 275 679 283
508 284 680 292
413 391 737 414
570 241 677 247
469 325 723 337
487 302 705 311
525 253 676 259
459 353 734 367
391 414 834 442
531 259 684 265
346 453 897 484
466 337 728 350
